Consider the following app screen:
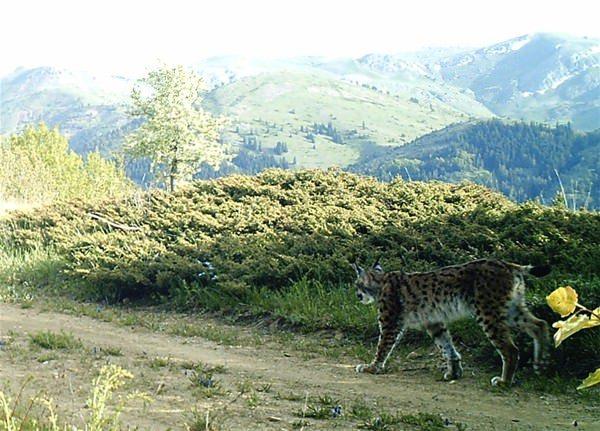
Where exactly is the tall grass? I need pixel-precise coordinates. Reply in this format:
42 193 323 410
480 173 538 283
247 279 377 333
0 243 65 302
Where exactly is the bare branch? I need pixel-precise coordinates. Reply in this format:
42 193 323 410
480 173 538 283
87 212 142 232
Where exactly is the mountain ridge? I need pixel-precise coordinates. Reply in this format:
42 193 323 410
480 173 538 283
1 33 598 180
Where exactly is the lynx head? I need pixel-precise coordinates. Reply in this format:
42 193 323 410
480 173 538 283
351 258 384 305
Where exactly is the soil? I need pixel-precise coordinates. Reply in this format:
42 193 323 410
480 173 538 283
1 303 598 430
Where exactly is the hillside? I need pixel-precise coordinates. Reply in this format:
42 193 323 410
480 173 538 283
203 71 483 169
352 119 600 208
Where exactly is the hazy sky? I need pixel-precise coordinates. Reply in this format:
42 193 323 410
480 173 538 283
2 0 599 76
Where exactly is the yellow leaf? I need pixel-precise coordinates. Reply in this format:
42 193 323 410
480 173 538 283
577 367 600 390
552 309 600 347
546 286 578 317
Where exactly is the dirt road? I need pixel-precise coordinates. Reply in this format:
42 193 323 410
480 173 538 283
0 303 598 430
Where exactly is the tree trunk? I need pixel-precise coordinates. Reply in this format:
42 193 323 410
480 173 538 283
170 159 178 192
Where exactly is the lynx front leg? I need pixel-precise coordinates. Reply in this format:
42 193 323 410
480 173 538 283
356 319 404 374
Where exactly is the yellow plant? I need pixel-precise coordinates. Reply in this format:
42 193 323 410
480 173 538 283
547 286 600 389
546 285 578 317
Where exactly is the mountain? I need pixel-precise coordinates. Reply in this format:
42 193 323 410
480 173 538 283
355 34 600 131
435 33 600 130
1 33 598 175
0 67 133 155
199 54 493 120
351 119 600 208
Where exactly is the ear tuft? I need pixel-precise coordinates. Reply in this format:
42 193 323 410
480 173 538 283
372 255 383 272
351 261 364 276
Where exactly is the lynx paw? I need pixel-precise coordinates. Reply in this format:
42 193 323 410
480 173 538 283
491 376 511 387
443 360 463 381
356 363 382 374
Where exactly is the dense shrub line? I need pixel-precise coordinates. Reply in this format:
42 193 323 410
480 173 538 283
2 169 599 374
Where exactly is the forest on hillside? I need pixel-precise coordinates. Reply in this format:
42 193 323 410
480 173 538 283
352 120 600 208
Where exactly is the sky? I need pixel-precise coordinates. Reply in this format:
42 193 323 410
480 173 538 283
2 0 599 76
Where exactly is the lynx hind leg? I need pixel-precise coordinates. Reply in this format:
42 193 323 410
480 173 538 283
508 302 550 373
425 322 463 380
476 310 519 387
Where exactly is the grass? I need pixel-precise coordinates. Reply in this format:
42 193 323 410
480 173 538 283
185 408 223 431
148 356 172 369
358 412 448 431
0 244 64 303
29 330 82 350
36 351 59 363
290 392 460 430
98 345 123 356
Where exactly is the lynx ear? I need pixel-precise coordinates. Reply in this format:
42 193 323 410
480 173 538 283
372 255 383 273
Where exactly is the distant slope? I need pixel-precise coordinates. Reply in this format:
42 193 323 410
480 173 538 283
203 71 484 169
435 33 600 130
351 119 600 208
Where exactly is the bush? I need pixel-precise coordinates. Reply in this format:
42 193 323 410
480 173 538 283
0 123 133 205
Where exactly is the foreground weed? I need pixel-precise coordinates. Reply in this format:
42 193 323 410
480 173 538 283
399 412 446 430
29 330 82 350
189 368 226 398
0 364 149 430
359 411 447 431
87 365 151 430
148 356 172 369
185 408 224 431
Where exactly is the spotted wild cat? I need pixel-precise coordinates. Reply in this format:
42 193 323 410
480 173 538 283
351 258 550 387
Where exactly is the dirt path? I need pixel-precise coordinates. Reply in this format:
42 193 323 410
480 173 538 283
1 303 598 430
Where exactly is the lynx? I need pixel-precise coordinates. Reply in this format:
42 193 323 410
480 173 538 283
352 258 550 386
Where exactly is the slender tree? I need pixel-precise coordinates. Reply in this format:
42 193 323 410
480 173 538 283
125 65 226 191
